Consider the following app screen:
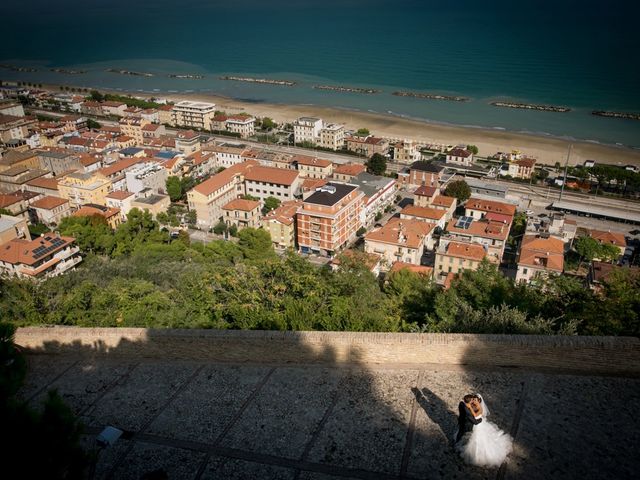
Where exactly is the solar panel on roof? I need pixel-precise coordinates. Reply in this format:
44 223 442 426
455 216 473 229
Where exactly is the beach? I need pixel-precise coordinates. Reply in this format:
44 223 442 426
166 91 640 168
37 82 640 168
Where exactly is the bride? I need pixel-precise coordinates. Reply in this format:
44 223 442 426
456 394 513 467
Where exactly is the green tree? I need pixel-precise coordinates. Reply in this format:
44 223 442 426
241 194 259 202
89 89 104 102
466 144 479 155
228 224 239 237
86 118 101 129
166 176 183 202
262 196 280 215
213 221 227 235
356 227 367 237
238 228 275 261
356 128 370 136
574 236 602 262
261 117 276 130
367 153 387 175
444 180 471 204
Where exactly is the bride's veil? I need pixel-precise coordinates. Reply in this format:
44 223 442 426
476 393 490 417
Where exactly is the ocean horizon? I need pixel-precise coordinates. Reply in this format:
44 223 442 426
2 0 639 147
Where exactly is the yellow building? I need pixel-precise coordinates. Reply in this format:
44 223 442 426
58 171 112 208
222 198 261 230
119 116 150 145
262 200 301 250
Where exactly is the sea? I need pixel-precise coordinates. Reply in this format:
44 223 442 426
2 0 640 148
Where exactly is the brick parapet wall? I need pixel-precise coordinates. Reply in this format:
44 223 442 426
14 328 640 376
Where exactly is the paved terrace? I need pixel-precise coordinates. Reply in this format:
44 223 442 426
16 329 640 480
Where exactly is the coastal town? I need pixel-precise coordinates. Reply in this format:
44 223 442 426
0 83 638 289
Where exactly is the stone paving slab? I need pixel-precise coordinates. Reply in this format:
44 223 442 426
81 362 197 432
148 365 270 444
408 369 525 480
17 355 76 402
108 442 205 480
505 374 640 480
18 357 640 480
306 369 419 475
30 361 133 416
222 367 342 459
80 434 132 480
201 455 296 480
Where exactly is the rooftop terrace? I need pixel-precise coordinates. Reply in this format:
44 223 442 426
16 328 640 480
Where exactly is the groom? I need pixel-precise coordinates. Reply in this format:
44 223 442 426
456 394 482 443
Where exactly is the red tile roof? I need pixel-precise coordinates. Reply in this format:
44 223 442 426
222 199 260 212
466 198 516 217
365 218 434 249
192 161 258 196
31 195 68 210
0 234 75 266
244 165 299 186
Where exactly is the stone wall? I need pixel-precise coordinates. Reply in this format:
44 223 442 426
15 327 640 376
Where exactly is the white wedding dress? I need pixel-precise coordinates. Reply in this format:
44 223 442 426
456 396 513 467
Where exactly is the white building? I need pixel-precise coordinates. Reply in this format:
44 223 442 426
171 101 216 130
446 148 473 166
244 166 301 202
294 117 323 145
125 162 168 194
226 114 256 139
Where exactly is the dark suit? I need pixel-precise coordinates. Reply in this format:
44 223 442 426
456 401 482 442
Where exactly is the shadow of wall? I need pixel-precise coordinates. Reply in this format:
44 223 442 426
14 328 640 480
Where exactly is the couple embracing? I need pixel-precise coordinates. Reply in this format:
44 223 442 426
455 393 513 467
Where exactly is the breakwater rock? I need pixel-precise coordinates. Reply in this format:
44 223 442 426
392 90 468 101
592 110 640 121
490 101 570 112
220 76 295 86
106 68 154 77
313 85 380 94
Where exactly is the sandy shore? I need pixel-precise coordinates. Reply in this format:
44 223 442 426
43 83 640 167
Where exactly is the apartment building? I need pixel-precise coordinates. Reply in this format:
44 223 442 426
364 218 435 269
525 212 577 248
175 130 202 155
130 193 171 219
295 155 333 179
318 123 345 150
345 135 389 157
244 166 301 202
400 205 448 230
446 148 474 167
297 183 363 256
157 104 174 125
0 213 29 244
293 117 323 144
171 101 216 130
332 163 365 182
465 197 516 224
434 239 487 283
106 190 135 221
588 228 627 257
125 162 167 194
29 196 71 226
58 171 112 208
119 116 150 145
444 216 510 263
187 161 257 229
101 101 127 117
0 114 34 142
225 114 256 138
0 102 25 117
222 198 261 230
0 233 81 279
205 142 249 168
73 204 122 230
516 234 564 284
37 150 82 175
347 172 397 227
393 141 421 163
0 149 40 173
404 161 445 188
262 200 302 250
507 158 536 179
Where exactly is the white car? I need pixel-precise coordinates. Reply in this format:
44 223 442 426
525 210 535 216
